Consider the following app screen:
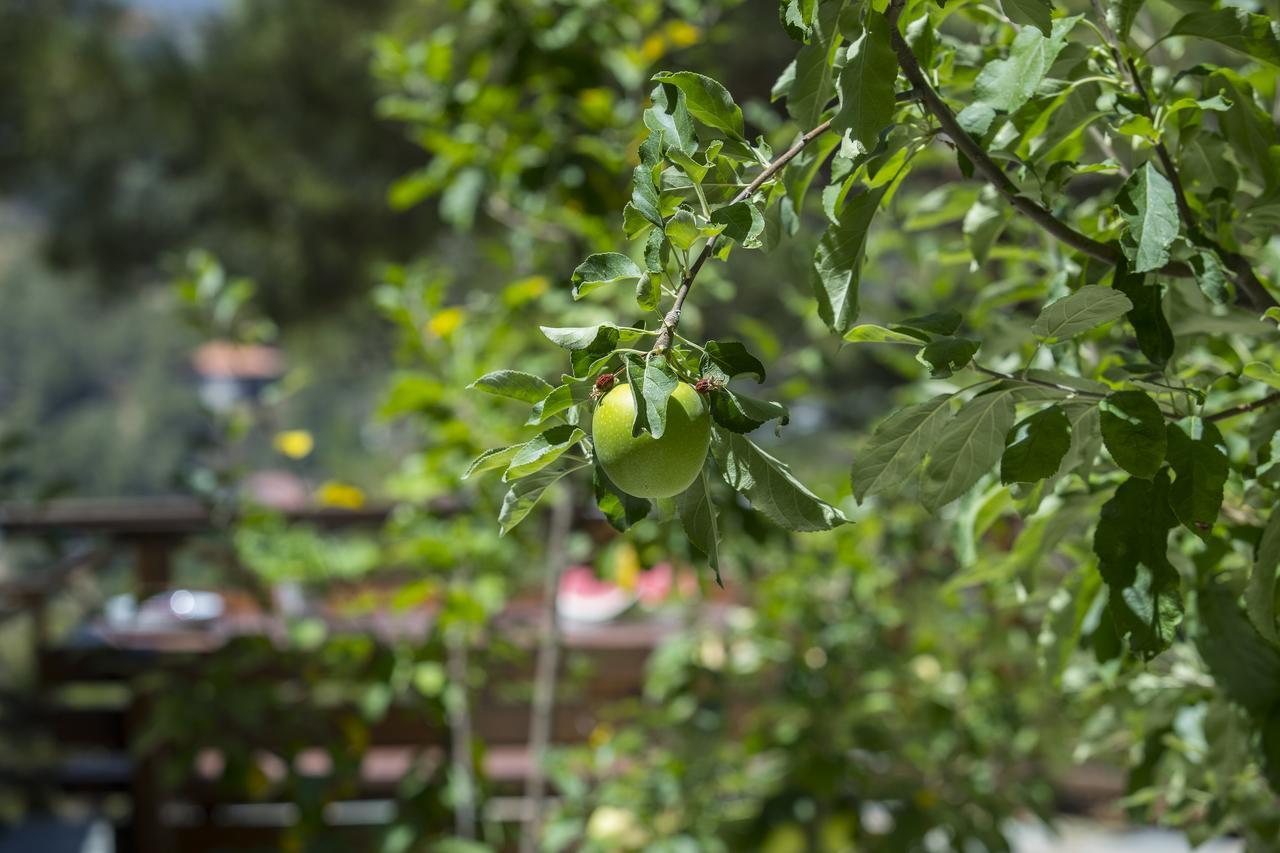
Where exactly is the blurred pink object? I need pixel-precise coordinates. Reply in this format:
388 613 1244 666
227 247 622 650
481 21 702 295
636 562 674 606
557 566 634 623
242 469 309 510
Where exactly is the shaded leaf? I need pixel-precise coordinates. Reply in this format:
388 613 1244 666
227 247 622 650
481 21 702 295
811 185 886 334
1002 406 1072 484
1094 471 1182 658
921 386 1018 510
504 425 586 481
651 71 745 138
594 466 652 532
831 12 897 156
1100 390 1167 478
709 388 789 434
499 466 577 534
787 0 845 129
571 253 644 300
704 340 766 382
1118 162 1180 273
676 467 721 585
712 429 847 531
711 200 765 245
1247 511 1280 646
1165 422 1228 540
853 393 955 502
1032 285 1133 342
1197 581 1280 714
1002 0 1054 36
1112 266 1173 366
643 82 698 157
1168 8 1280 68
918 336 980 378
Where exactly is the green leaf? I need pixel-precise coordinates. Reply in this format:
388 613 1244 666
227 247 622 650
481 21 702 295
1100 391 1167 478
811 185 886 334
711 200 765 245
636 273 659 312
960 17 1077 132
1032 285 1133 342
709 389 789 434
852 393 955 502
631 164 663 226
571 253 645 300
1002 0 1054 36
1197 581 1280 714
504 425 586 481
1094 471 1182 659
1245 362 1280 391
1190 250 1232 305
540 324 620 352
1112 266 1173 366
463 445 522 480
643 82 698 157
1118 162 1180 274
787 0 845 129
895 310 963 338
831 12 897 157
1001 406 1072 484
594 466 652 532
1247 512 1280 646
918 336 980 378
842 324 927 345
1165 422 1227 539
676 467 721 585
498 466 576 534
651 71 745 138
703 340 766 382
639 356 680 439
664 209 700 251
962 193 1009 267
1167 8 1280 68
526 383 589 426
712 429 847 531
469 370 554 404
921 386 1019 510
1114 0 1144 40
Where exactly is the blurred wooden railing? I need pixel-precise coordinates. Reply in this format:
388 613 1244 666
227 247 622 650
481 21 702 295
0 497 677 852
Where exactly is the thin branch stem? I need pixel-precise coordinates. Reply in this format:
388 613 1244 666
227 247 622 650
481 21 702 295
1204 391 1280 423
650 117 834 354
972 362 1109 401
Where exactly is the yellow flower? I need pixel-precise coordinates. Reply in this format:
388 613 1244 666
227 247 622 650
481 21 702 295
317 481 365 509
426 306 465 339
502 275 550 307
664 20 702 49
641 32 666 62
273 430 314 459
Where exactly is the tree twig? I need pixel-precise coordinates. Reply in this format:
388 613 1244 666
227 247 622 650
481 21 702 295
1204 391 1280 423
974 362 1280 423
518 489 575 853
650 118 834 354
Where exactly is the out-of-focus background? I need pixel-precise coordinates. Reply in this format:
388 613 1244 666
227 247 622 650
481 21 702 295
0 1 1260 851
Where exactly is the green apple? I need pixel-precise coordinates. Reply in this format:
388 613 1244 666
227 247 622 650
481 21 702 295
592 382 710 498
